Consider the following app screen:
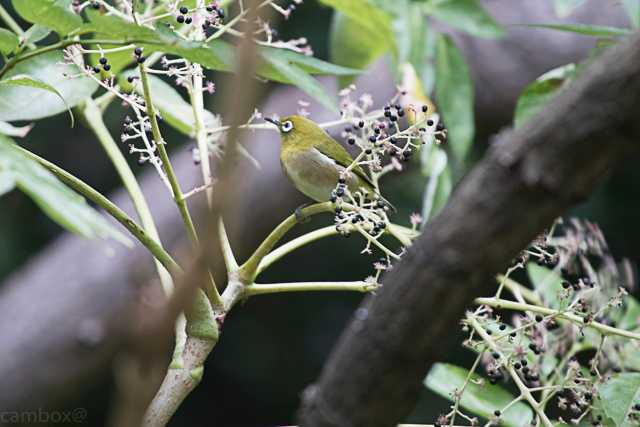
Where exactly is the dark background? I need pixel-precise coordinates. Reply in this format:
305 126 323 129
1 1 639 426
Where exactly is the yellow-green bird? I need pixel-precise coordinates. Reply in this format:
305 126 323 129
265 115 384 206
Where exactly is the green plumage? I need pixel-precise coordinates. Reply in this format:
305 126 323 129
273 115 376 203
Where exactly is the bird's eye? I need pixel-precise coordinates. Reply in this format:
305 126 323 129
281 120 293 133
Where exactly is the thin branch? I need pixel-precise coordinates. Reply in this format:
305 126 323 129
245 281 379 296
476 297 640 341
218 217 239 270
256 223 417 277
257 226 337 275
467 315 553 427
239 202 334 283
497 275 543 305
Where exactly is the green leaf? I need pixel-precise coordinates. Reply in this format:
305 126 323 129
0 120 33 138
322 0 394 87
120 71 219 136
329 12 388 87
260 49 337 112
0 74 74 126
514 63 576 128
84 11 357 84
596 373 640 427
0 28 19 55
0 51 97 122
0 134 130 244
12 0 83 36
435 34 474 160
421 147 451 222
620 340 640 371
527 263 564 310
618 296 640 331
425 363 533 427
84 12 235 72
83 10 357 105
526 23 631 37
319 0 394 48
393 1 434 85
23 24 52 44
423 0 505 39
624 0 640 28
269 48 361 77
553 0 586 18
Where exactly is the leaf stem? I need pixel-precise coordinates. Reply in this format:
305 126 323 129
17 146 182 276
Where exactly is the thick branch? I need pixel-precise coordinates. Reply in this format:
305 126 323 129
297 32 640 427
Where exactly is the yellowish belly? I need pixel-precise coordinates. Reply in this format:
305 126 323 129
281 148 364 202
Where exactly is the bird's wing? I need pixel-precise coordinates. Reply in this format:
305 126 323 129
314 134 375 188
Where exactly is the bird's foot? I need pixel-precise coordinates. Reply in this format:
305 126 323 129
295 203 312 223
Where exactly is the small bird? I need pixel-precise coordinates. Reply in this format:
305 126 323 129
265 115 390 208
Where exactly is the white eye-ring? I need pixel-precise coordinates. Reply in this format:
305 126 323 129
281 120 293 133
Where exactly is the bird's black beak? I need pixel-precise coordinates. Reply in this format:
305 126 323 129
264 117 281 127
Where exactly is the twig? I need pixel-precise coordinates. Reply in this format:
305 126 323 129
476 297 640 341
467 315 553 427
239 202 334 283
245 281 379 296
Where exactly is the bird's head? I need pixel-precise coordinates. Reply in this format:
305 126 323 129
264 115 324 148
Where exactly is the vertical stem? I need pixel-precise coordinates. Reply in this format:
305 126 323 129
82 99 174 296
138 63 224 310
190 66 214 206
189 65 238 271
188 0 238 272
139 64 199 244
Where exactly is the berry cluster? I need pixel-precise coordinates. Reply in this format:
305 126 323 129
176 6 193 25
133 46 146 64
304 86 447 278
434 218 639 426
94 55 111 73
201 2 225 34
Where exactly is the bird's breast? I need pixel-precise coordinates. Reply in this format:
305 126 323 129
281 148 351 202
